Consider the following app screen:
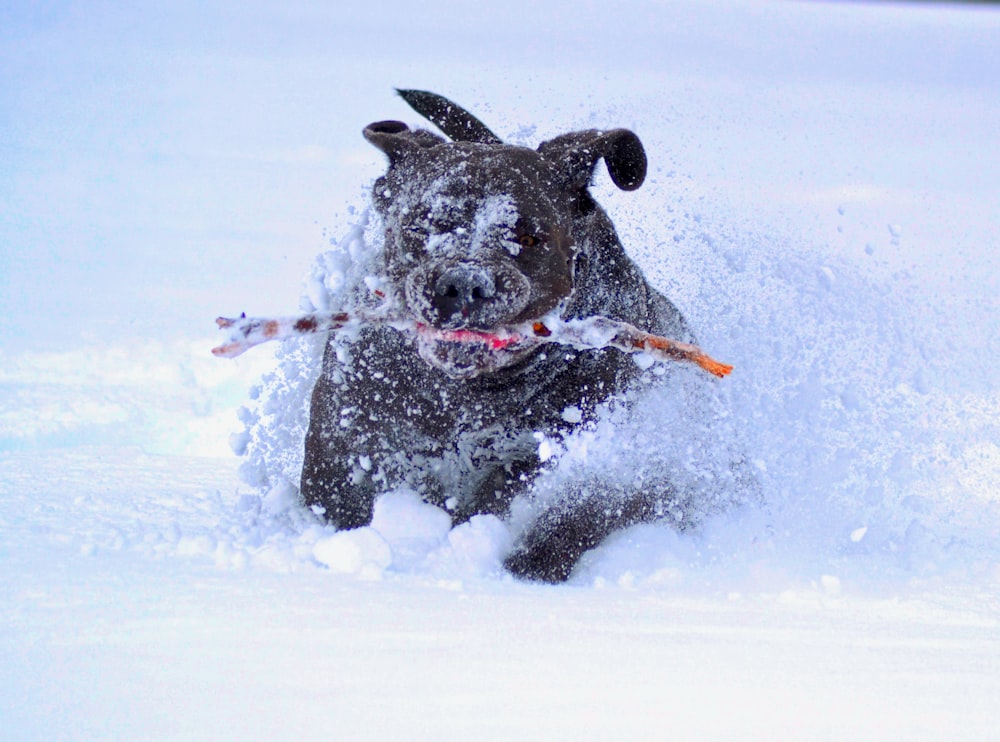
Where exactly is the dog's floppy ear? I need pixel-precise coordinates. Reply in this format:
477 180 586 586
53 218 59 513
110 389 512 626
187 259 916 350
362 120 420 166
537 129 647 192
364 119 450 166
396 89 503 145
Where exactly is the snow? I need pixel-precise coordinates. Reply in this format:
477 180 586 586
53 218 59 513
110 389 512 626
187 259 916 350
3 0 1000 738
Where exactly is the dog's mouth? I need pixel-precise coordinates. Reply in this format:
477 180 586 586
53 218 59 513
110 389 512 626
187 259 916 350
413 322 538 379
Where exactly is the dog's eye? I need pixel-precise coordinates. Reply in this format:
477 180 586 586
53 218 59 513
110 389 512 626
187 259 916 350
518 234 539 248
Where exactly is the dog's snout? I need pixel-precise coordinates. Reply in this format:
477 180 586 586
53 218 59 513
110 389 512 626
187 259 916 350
432 266 496 325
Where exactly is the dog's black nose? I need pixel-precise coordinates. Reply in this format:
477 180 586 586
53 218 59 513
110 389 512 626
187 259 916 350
432 265 496 326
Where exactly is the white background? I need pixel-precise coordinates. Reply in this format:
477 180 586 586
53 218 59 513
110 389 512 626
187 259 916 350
2 1 999 739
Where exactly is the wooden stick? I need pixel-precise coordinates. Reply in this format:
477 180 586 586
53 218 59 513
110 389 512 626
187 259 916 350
213 311 732 378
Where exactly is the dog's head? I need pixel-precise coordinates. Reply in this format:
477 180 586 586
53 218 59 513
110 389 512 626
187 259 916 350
365 90 647 379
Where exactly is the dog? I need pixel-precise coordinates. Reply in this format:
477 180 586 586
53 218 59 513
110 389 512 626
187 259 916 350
301 90 710 582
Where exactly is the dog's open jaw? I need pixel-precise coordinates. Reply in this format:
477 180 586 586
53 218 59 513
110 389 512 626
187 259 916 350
412 322 542 379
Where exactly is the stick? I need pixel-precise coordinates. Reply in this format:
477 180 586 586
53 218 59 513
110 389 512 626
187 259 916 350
213 311 733 378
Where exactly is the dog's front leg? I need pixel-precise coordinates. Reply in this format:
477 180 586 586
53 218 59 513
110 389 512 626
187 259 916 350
300 397 381 529
300 328 426 529
503 483 667 583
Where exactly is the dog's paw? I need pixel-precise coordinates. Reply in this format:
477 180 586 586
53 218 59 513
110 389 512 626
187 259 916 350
503 540 579 584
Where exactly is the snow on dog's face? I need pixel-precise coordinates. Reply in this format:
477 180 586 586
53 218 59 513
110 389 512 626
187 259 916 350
363 114 647 379
367 128 577 378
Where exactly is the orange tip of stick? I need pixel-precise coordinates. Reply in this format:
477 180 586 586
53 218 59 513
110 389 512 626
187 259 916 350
696 356 733 378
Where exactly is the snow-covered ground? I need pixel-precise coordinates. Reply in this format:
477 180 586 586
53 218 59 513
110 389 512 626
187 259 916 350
2 1 999 739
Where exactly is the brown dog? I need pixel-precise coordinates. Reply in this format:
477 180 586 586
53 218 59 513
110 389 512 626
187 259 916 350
301 90 716 582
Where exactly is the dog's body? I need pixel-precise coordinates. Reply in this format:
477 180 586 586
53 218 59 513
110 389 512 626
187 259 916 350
301 91 703 582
